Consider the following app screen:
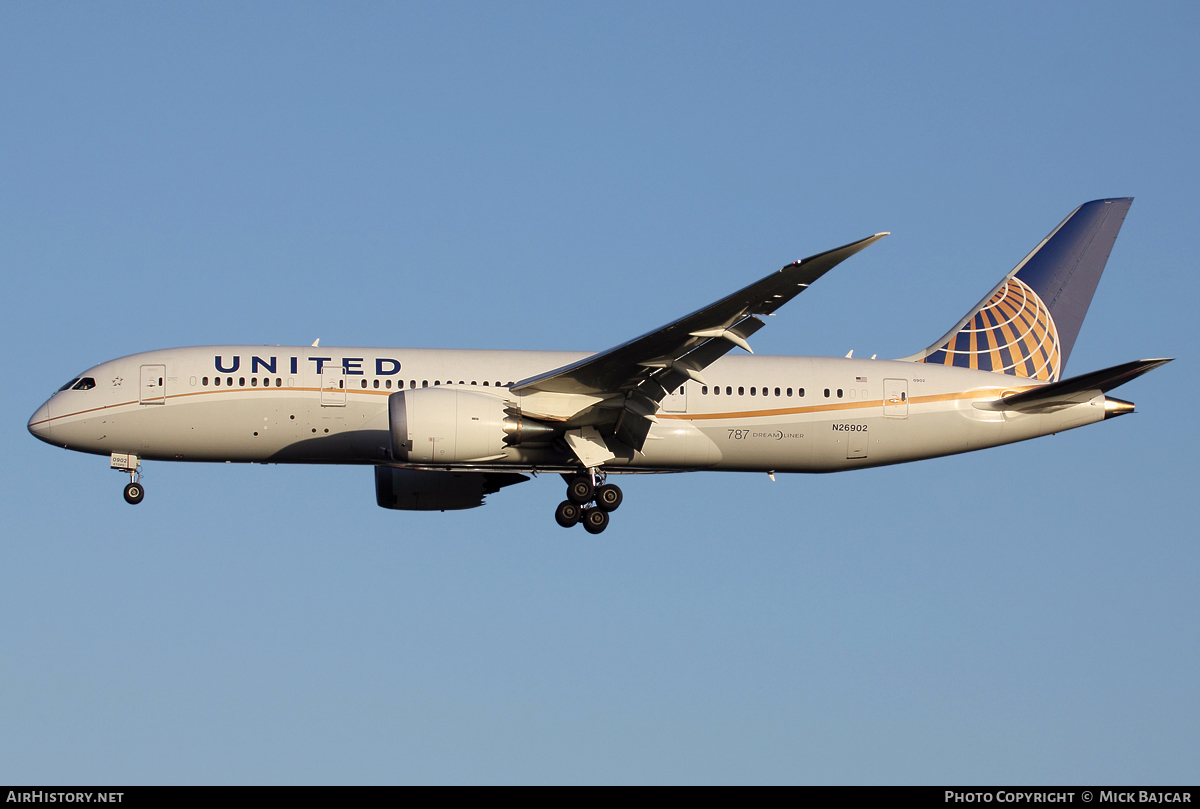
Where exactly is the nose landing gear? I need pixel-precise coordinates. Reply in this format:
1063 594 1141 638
556 471 621 533
111 452 145 505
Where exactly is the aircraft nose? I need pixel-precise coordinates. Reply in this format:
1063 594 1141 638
28 402 51 442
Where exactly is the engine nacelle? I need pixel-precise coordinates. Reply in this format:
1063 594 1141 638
388 388 558 464
375 467 528 510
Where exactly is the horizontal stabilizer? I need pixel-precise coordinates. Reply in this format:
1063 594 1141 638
975 358 1172 412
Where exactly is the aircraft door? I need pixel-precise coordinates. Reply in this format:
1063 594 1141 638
846 427 868 459
661 382 688 413
321 366 347 406
140 364 166 404
883 378 908 418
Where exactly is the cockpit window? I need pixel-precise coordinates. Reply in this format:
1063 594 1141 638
58 378 81 392
71 377 96 391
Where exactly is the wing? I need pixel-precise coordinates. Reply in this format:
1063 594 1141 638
512 232 888 451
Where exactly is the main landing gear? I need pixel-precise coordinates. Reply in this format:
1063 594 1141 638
555 472 621 534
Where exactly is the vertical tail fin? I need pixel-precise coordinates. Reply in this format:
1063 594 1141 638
904 198 1133 382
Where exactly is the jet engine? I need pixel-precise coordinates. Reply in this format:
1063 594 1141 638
388 388 558 464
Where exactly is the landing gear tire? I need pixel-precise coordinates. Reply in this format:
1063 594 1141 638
567 476 595 505
583 507 609 534
123 482 144 505
596 483 622 512
555 500 582 528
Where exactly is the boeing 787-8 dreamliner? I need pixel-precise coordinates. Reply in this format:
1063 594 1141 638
28 198 1170 533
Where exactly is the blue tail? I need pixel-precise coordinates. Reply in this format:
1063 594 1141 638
905 198 1132 382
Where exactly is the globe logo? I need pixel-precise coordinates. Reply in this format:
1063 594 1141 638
922 277 1061 382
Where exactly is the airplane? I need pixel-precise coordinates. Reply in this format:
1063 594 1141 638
28 198 1171 533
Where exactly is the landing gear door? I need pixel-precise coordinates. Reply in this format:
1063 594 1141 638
139 364 166 404
321 365 347 406
661 382 688 414
883 378 908 418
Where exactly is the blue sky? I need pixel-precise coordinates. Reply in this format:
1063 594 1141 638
2 2 1197 784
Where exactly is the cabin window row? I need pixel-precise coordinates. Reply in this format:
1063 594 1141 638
202 376 285 387
199 377 516 390
377 380 513 389
697 385 851 399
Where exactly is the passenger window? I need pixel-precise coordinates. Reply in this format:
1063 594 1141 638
361 380 367 388
786 388 792 397
434 380 440 386
824 389 830 398
373 379 379 389
72 378 96 390
422 381 428 388
837 389 843 398
471 381 476 385
750 387 756 396
214 377 221 387
483 381 489 386
799 388 805 397
58 378 80 392
251 377 258 386
775 387 781 397
726 386 732 395
701 386 708 395
239 378 245 387
202 377 209 386
738 387 744 396
386 380 392 389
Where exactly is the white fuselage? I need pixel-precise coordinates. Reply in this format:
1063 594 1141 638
28 345 1107 474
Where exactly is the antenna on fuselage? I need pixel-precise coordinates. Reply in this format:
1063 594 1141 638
312 338 320 347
